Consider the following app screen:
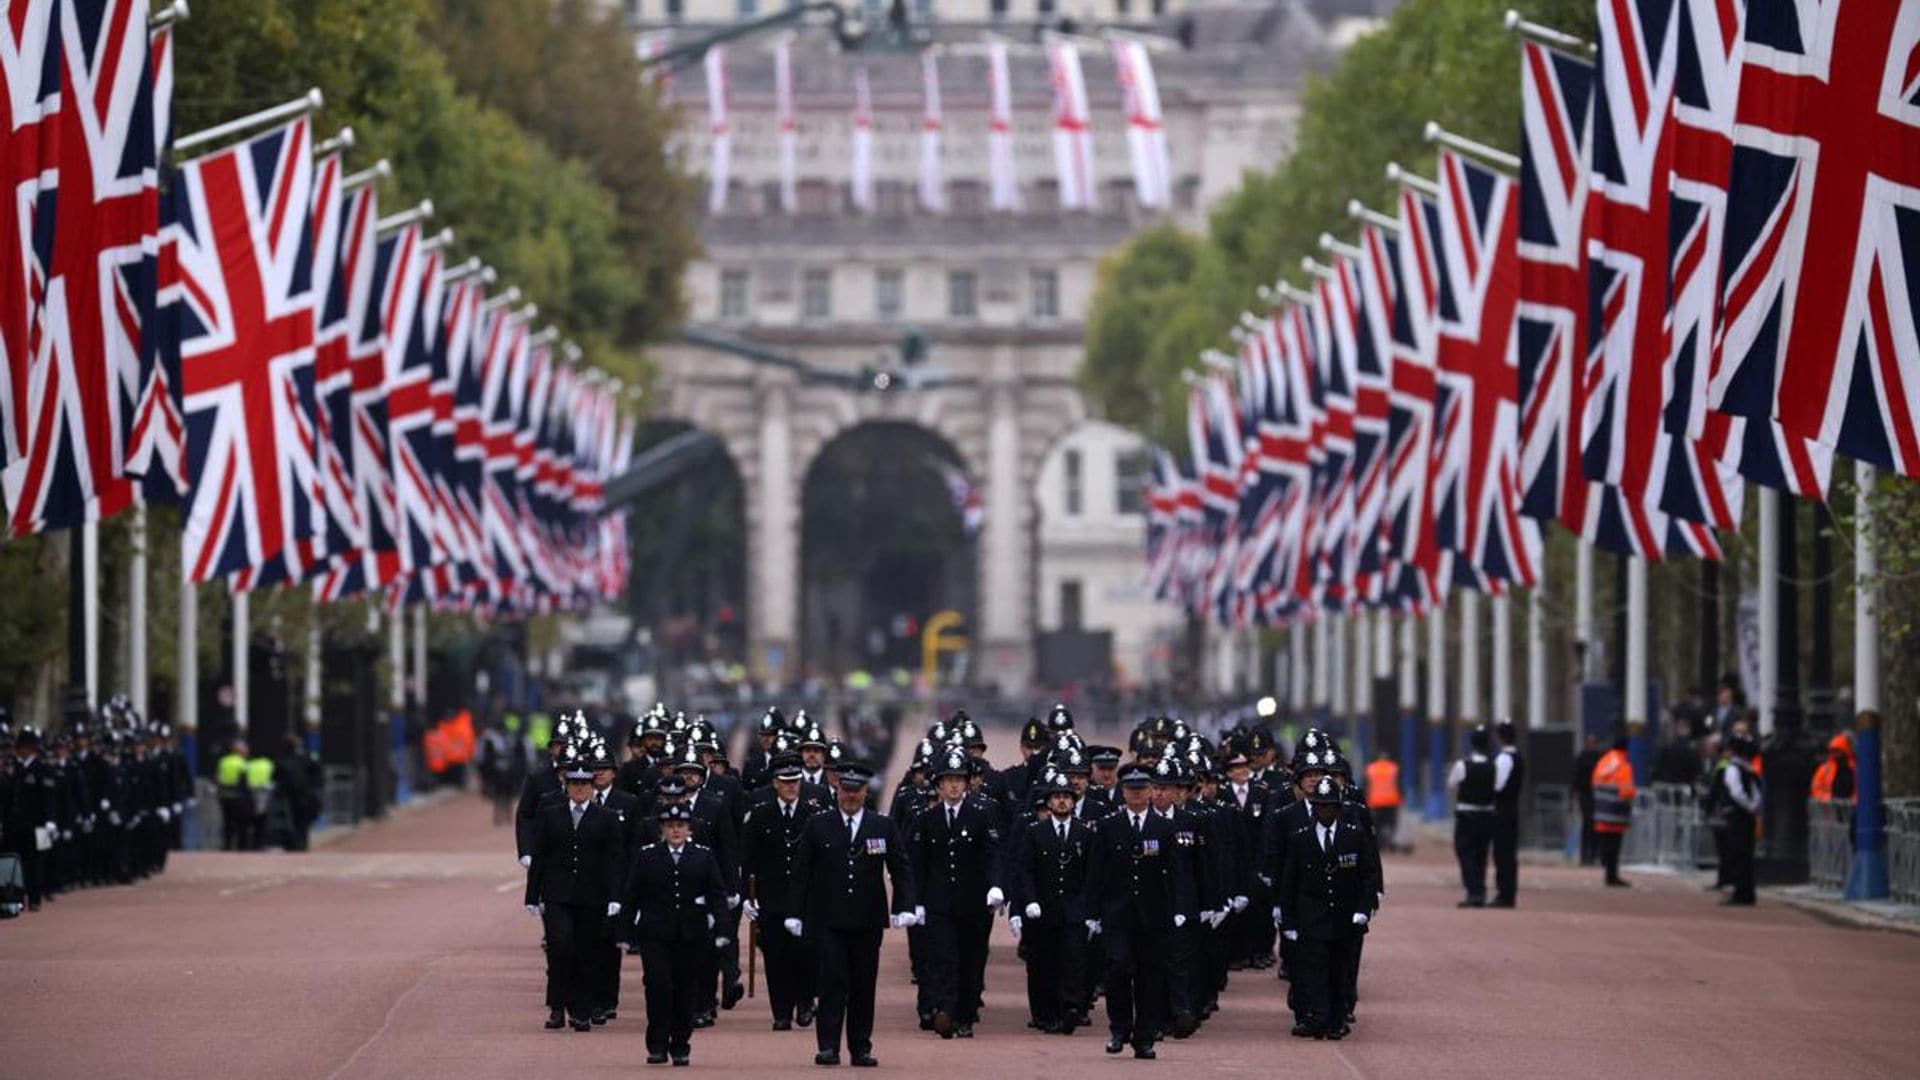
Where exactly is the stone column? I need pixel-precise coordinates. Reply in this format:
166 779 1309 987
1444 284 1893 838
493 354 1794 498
749 372 801 684
978 369 1032 692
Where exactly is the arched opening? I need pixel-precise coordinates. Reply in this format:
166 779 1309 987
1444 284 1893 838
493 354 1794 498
800 422 978 684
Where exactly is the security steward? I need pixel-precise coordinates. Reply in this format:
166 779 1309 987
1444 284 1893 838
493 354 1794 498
784 762 919 1067
623 803 730 1065
740 752 827 1030
1448 726 1497 908
525 744 629 1032
908 746 1004 1039
1277 775 1380 1040
1006 769 1094 1035
1490 719 1525 907
1083 762 1195 1060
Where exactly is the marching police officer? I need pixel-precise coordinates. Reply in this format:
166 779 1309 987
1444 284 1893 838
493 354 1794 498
1006 769 1093 1034
589 741 644 1023
524 744 628 1032
908 746 1003 1039
740 752 828 1030
1083 762 1195 1060
622 803 730 1065
4 726 59 911
1276 775 1380 1040
784 762 918 1067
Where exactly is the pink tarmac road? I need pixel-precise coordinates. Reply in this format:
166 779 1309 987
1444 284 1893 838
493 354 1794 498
3 787 1918 1078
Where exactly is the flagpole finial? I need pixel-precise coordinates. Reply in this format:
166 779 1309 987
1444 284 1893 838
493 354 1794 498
421 227 456 252
1503 9 1521 31
344 159 390 191
1179 370 1207 388
314 127 355 157
1421 120 1442 143
1239 312 1265 332
1229 327 1249 343
151 0 190 29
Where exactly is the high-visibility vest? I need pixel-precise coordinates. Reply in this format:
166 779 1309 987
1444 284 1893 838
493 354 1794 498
446 711 476 765
216 753 248 790
423 726 449 774
1365 760 1402 808
1591 749 1636 833
245 756 275 790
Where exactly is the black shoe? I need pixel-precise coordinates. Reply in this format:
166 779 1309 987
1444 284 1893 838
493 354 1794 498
672 1056 690 1067
1606 878 1632 888
1227 959 1247 971
723 982 746 1010
1105 1038 1126 1054
796 1005 815 1028
691 1012 715 1029
918 1012 935 1031
851 1055 879 1068
1457 898 1487 908
647 1052 669 1065
955 1023 973 1039
1326 1024 1350 1041
933 1011 953 1038
570 1019 592 1032
546 1010 566 1030
1488 898 1516 909
1170 1011 1197 1039
591 1008 609 1026
1707 881 1729 891
603 1009 617 1022
1133 1045 1156 1060
1345 1012 1356 1026
815 1052 840 1066
773 1019 793 1031
1721 896 1755 907
1290 1022 1320 1039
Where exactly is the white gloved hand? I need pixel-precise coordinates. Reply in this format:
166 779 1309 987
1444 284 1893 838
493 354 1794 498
100 798 111 811
889 912 911 929
784 918 804 936
158 807 171 823
1231 895 1250 913
60 828 71 841
1201 910 1221 929
1352 912 1370 926
715 937 730 948
1008 916 1022 938
527 904 544 917
913 905 926 926
706 913 715 930
606 902 622 918
1084 919 1102 937
173 802 183 815
1283 929 1299 942
727 893 742 911
1272 906 1284 927
1024 902 1042 920
985 886 1006 909
187 798 198 809
518 855 531 869
109 812 122 826
744 899 761 921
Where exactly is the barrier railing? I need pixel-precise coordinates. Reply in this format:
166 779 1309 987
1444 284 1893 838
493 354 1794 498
322 766 361 829
1888 797 1920 905
1807 799 1853 892
1525 784 1570 851
1621 783 1709 871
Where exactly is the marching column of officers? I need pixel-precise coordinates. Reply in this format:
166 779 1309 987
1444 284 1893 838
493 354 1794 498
515 701 1387 1065
1 698 193 916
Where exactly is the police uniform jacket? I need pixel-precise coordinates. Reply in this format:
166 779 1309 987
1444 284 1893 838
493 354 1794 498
1276 807 1381 942
515 766 562 858
787 807 917 931
616 756 658 801
525 799 629 908
739 792 828 914
909 794 1002 915
1072 786 1114 823
596 787 648 850
705 771 749 830
5 756 58 837
888 780 932 823
1007 814 1093 926
623 841 729 943
1082 807 1196 930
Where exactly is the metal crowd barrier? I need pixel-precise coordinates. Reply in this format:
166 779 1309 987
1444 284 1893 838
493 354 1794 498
322 766 361 829
192 778 222 851
1807 799 1853 892
1887 797 1920 905
1622 783 1707 871
1525 784 1570 851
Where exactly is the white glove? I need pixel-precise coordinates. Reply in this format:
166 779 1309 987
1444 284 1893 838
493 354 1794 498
188 798 198 809
1201 910 1221 929
60 828 71 841
1352 912 1370 927
99 798 110 811
1231 895 1249 913
727 893 742 911
527 904 544 917
986 886 1006 909
1271 906 1284 927
914 905 926 926
706 913 715 930
715 937 730 948
606 902 622 918
518 855 531 869
1173 914 1187 929
784 918 804 936
889 912 913 929
1008 916 1022 938
173 802 183 815
1084 919 1102 937
1283 929 1299 941
158 807 171 823
1024 902 1042 920
109 812 122 826
744 899 761 921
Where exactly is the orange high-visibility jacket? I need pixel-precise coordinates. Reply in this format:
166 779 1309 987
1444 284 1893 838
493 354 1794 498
445 711 476 766
1365 760 1402 808
1810 734 1854 803
1591 749 1636 834
423 725 449 774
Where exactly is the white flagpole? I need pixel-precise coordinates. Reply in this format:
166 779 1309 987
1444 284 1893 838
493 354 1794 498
1855 462 1879 713
178 577 197 748
83 520 99 708
1491 593 1512 723
1426 606 1448 819
1330 614 1349 730
305 614 322 746
232 589 249 734
130 505 149 718
1575 539 1594 680
1626 556 1648 733
1527 583 1547 729
412 604 428 717
1459 590 1480 729
1312 616 1330 718
1289 625 1309 712
1757 488 1778 735
1352 611 1372 743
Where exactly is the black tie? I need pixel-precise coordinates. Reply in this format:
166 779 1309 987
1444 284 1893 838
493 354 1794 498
672 847 681 865
845 815 855 834
783 803 792 821
1057 822 1067 844
948 807 957 830
1133 814 1143 836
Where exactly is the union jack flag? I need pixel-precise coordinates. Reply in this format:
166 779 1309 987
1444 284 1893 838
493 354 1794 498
1309 266 1359 607
477 309 529 604
1708 1 1920 479
1381 189 1443 611
123 20 181 500
1431 150 1539 587
171 117 316 583
376 223 440 574
1 0 60 485
1348 223 1397 604
310 153 365 566
4 0 154 534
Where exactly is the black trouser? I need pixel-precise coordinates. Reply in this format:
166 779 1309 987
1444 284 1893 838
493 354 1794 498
907 922 932 1018
1711 824 1730 885
1290 934 1360 1031
923 909 992 1023
1201 917 1227 1005
1723 815 1756 903
1345 932 1365 1015
1374 807 1400 851
220 795 248 851
1022 920 1084 1027
4 835 44 908
1164 922 1195 1026
1454 811 1494 902
758 910 815 1022
1578 801 1598 865
813 927 882 1057
638 937 703 1056
718 906 743 996
1102 923 1168 1048
1597 830 1625 881
542 902 604 1020
592 922 624 1012
1492 806 1520 903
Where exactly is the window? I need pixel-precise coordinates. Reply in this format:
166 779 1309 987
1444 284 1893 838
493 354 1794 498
1059 580 1084 631
1063 448 1084 516
875 268 904 321
1030 268 1059 320
802 268 833 321
666 0 683 20
947 270 977 318
875 180 911 217
797 179 833 217
1029 181 1060 214
737 0 758 16
948 180 986 216
719 269 749 321
1116 449 1149 515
